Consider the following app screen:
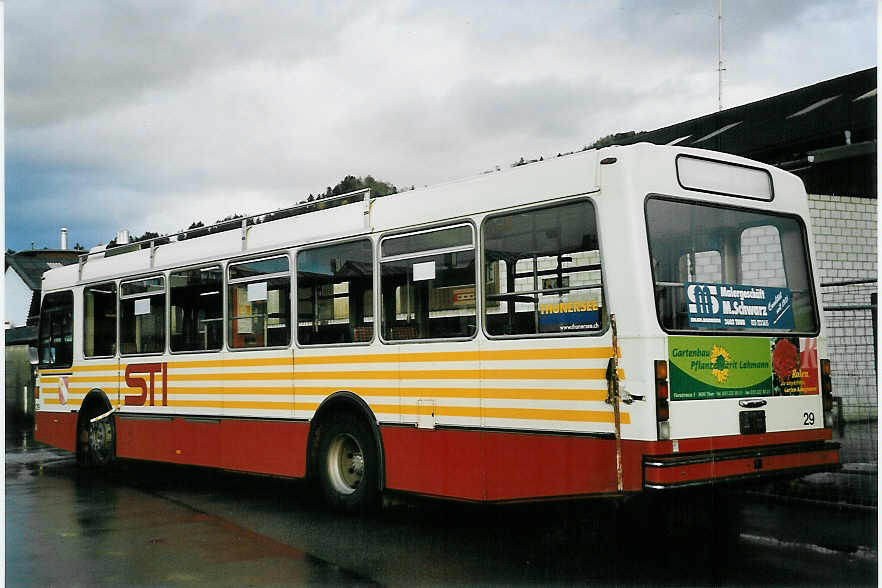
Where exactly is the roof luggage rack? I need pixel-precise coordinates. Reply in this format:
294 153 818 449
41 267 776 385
77 188 374 280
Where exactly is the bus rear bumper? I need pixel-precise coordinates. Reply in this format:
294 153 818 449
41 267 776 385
642 441 840 490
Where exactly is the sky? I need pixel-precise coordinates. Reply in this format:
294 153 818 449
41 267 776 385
4 0 876 252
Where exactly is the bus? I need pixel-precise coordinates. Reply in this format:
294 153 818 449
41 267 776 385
34 143 839 512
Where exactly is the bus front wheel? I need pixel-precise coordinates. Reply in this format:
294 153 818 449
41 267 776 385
80 414 116 467
317 413 379 513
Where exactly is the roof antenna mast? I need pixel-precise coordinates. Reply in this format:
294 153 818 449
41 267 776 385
717 0 725 112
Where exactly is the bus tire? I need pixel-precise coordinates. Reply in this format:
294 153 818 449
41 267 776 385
317 412 379 513
80 412 116 467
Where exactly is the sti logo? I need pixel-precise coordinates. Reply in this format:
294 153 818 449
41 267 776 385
124 363 168 406
687 284 720 315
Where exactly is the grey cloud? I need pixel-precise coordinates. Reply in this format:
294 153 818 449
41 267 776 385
5 1 874 252
7 1 363 129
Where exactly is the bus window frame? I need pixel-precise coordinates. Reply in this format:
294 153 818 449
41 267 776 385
38 289 75 369
226 252 293 352
378 220 479 345
168 263 225 355
119 274 167 357
294 236 376 349
644 193 821 337
82 281 119 360
480 196 610 341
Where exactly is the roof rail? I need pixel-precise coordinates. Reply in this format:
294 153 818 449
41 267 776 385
77 187 374 280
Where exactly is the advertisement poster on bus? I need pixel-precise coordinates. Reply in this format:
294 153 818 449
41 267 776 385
685 282 794 330
669 336 819 400
538 300 601 333
771 336 819 396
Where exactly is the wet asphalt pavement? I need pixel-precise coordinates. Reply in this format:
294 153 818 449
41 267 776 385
6 429 877 586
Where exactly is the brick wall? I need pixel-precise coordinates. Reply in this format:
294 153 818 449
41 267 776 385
807 194 877 422
740 225 786 286
808 195 877 281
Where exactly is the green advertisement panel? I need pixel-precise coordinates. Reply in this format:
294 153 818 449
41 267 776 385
669 336 773 400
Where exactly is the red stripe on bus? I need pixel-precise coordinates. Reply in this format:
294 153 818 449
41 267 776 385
34 412 78 452
34 410 836 502
381 427 646 500
114 416 308 478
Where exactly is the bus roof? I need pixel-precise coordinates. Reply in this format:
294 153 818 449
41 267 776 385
41 143 804 291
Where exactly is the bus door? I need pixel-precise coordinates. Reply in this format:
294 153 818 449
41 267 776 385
223 256 297 475
646 196 824 442
117 275 174 461
481 199 624 494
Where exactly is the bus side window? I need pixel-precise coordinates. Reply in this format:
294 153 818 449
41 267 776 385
228 256 291 349
170 266 223 352
380 224 476 341
297 240 373 345
120 276 166 355
38 290 74 368
483 201 605 337
84 282 117 357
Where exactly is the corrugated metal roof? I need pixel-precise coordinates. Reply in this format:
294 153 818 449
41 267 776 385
6 250 80 291
5 325 38 346
616 67 876 197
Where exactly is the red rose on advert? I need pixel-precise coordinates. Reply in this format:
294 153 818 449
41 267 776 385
772 339 799 381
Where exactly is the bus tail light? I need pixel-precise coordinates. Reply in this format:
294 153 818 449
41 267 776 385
820 359 833 425
655 360 670 440
655 360 668 380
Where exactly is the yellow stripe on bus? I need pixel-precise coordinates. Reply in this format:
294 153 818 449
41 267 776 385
292 368 619 380
115 385 607 403
380 404 627 424
294 347 616 365
166 372 294 381
105 401 321 411
46 346 619 373
164 357 294 369
166 386 293 395
98 402 626 424
295 386 608 401
43 394 627 423
69 376 118 383
158 368 622 382
66 363 118 372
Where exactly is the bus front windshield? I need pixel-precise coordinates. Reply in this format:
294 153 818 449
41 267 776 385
646 197 819 334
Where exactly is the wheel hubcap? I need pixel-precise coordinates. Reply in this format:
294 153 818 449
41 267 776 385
327 433 364 495
88 420 112 461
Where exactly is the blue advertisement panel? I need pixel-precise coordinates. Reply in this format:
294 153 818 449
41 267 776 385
685 282 794 330
538 301 601 333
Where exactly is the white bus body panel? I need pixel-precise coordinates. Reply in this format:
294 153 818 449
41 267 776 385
39 143 827 445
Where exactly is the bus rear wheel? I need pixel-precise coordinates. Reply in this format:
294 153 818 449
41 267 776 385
317 413 379 513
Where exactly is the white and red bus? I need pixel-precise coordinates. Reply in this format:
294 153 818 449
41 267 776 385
35 143 839 511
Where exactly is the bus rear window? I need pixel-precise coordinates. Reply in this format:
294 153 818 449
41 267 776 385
646 197 818 334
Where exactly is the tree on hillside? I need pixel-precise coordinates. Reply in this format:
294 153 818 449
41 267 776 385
319 175 397 200
586 131 646 150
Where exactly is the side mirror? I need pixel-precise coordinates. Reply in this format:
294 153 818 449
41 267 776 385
28 347 39 365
